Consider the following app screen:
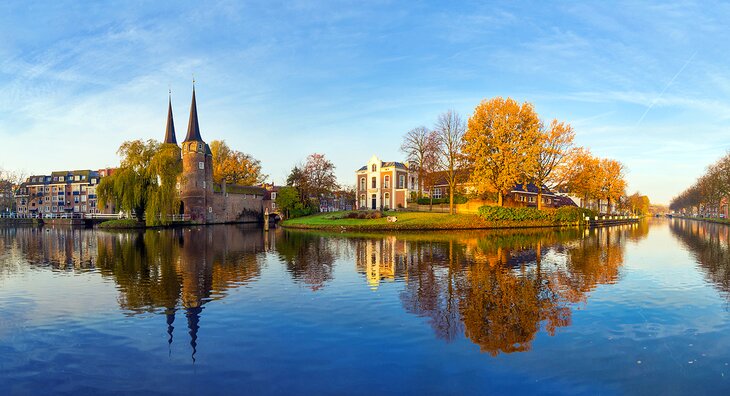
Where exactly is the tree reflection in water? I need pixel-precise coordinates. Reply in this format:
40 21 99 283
0 221 651 359
670 219 730 297
354 223 648 356
2 225 269 362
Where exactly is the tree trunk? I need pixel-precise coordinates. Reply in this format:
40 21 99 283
418 170 423 198
498 193 503 207
537 188 543 210
449 188 455 215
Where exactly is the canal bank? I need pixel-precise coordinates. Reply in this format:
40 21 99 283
281 211 640 231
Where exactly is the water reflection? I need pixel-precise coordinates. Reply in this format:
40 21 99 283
670 219 730 298
0 222 650 359
0 225 270 361
350 224 649 355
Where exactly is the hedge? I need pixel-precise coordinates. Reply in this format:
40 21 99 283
477 206 549 221
416 195 469 205
477 205 598 223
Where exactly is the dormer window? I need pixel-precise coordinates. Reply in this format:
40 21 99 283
199 162 204 170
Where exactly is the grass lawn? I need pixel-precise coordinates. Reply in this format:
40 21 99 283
281 211 572 231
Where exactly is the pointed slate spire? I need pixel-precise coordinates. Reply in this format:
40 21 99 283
164 91 177 144
184 82 203 142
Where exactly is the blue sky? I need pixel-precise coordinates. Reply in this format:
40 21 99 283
1 1 729 204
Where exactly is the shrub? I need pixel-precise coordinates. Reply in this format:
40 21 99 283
477 205 549 221
477 205 598 223
98 219 145 229
289 202 313 218
553 206 597 223
417 195 468 205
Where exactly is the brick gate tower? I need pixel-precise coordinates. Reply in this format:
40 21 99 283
180 85 214 223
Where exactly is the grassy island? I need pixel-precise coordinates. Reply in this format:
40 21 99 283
281 207 595 231
98 219 147 229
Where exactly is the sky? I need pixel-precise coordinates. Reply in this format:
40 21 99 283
1 1 730 204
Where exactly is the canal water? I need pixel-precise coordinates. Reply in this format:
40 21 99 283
1 219 729 395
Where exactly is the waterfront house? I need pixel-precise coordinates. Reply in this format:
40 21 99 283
355 155 418 210
14 169 116 217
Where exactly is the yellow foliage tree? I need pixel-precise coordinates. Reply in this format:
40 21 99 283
210 140 267 185
598 158 626 212
464 97 541 206
563 148 601 208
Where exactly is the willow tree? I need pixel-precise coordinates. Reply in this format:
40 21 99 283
463 97 541 206
98 139 182 225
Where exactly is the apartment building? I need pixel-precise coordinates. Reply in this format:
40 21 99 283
15 169 116 217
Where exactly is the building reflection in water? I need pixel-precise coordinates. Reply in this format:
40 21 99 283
1 225 271 362
352 222 649 356
1 221 651 359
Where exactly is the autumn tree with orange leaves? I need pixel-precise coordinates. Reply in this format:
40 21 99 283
464 97 541 206
210 140 267 186
531 119 575 210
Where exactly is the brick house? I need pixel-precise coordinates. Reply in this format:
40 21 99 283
14 169 117 217
355 155 418 210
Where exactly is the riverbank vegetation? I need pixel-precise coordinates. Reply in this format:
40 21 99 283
670 151 730 216
98 140 182 226
282 206 596 231
98 219 146 229
401 96 633 214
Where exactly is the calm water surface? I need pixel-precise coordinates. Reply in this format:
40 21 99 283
2 219 730 395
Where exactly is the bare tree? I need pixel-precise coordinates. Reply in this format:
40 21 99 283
434 110 466 214
302 153 339 199
400 126 439 198
0 168 25 214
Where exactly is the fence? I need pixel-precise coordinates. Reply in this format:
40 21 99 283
1 212 192 221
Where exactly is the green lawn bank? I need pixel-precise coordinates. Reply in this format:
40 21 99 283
281 206 596 231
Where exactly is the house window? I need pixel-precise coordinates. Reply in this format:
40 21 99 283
410 177 415 189
399 175 405 189
384 176 390 188
360 178 365 190
384 193 390 207
199 162 204 170
272 192 277 200
529 196 535 203
371 164 377 172
433 188 442 199
371 177 376 188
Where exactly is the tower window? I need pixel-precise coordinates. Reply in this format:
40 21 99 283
199 162 204 170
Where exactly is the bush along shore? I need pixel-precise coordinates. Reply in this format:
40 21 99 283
97 219 148 229
281 206 597 231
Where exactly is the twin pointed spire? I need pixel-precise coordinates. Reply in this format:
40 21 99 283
164 81 204 144
164 91 177 144
184 82 203 143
